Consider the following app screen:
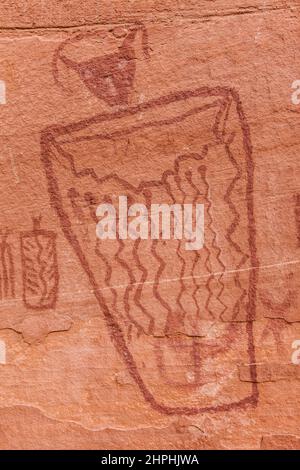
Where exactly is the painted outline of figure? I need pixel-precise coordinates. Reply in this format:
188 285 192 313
41 85 258 415
20 217 59 310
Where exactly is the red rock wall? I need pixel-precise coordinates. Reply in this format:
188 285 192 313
0 1 299 449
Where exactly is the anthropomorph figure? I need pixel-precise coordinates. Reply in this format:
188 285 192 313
52 24 150 107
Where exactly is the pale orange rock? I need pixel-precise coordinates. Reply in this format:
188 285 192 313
261 435 300 450
0 0 298 450
239 362 300 383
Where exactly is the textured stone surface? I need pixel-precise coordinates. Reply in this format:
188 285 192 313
0 1 299 449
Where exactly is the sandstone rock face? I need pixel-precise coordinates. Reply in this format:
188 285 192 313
0 1 299 450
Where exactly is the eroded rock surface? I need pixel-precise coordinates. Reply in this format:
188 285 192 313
0 0 299 449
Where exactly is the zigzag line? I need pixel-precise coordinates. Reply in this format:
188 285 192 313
115 236 144 336
132 238 155 334
197 166 227 318
223 143 249 318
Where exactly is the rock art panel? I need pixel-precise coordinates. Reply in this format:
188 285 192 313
41 82 258 414
0 1 299 450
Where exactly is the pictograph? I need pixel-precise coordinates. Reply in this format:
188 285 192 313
40 26 258 414
52 24 150 106
41 90 258 414
20 217 59 310
0 229 15 300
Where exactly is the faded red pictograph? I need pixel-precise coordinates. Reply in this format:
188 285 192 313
20 217 59 310
0 229 15 300
52 24 150 106
295 194 300 247
41 84 258 414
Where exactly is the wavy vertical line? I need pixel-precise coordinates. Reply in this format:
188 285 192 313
224 144 248 259
115 236 144 335
224 143 249 319
89 201 130 330
1 242 9 298
132 238 155 334
151 239 174 333
41 237 55 302
184 168 206 320
7 245 15 298
95 241 122 322
187 165 214 320
170 174 186 320
203 252 214 318
197 166 227 317
34 234 48 306
149 177 182 332
87 199 128 329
